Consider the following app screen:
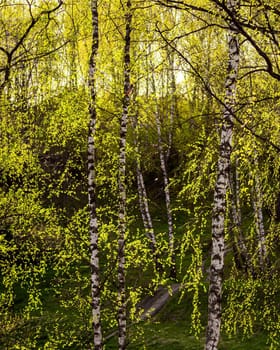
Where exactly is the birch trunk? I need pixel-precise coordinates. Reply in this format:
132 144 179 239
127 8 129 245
151 73 176 280
88 1 102 349
205 0 240 349
252 155 267 269
166 51 177 161
230 159 252 275
133 110 161 272
155 106 176 279
118 2 132 349
137 170 159 261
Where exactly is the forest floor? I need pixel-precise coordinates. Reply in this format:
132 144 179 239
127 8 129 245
138 283 181 320
117 283 271 350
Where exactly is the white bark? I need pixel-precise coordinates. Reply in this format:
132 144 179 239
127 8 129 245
118 2 132 349
155 109 176 278
133 112 160 271
88 1 102 349
166 51 177 161
252 154 267 269
205 0 240 349
230 159 252 274
151 73 176 279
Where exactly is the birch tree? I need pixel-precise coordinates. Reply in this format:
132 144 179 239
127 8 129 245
150 66 176 280
205 0 240 348
166 49 178 161
132 104 160 272
251 152 267 270
229 158 253 275
118 0 132 348
88 0 102 348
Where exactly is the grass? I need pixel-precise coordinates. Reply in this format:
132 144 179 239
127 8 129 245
103 287 271 350
104 321 270 349
1 275 273 349
0 213 276 349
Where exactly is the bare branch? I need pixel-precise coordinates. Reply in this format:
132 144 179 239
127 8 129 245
155 24 280 152
210 0 280 81
0 1 64 94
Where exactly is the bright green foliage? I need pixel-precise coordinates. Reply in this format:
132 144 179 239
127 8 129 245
1 0 280 349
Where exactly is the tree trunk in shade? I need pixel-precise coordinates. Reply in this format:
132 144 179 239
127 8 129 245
151 72 176 280
133 107 161 272
252 154 267 270
230 160 254 276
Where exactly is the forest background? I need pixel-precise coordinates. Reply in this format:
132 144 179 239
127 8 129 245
1 0 280 349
